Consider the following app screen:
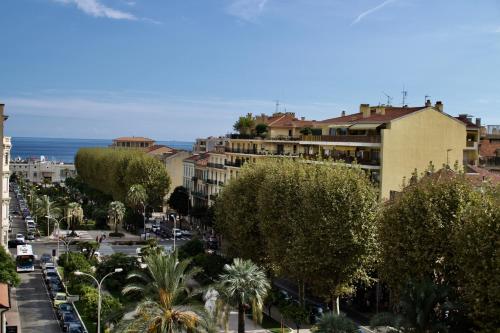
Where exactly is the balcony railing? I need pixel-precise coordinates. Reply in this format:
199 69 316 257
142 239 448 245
303 154 381 166
207 162 225 169
302 135 381 143
225 160 244 167
225 148 300 156
227 134 301 141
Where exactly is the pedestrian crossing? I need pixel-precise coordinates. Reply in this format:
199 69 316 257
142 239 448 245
160 237 191 241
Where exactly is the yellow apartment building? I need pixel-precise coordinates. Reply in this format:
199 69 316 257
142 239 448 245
222 101 467 200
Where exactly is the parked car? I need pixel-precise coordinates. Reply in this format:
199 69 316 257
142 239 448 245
44 268 58 281
54 292 68 308
61 312 78 331
8 239 25 248
42 261 55 270
40 253 52 268
67 322 86 333
15 233 25 243
26 232 35 241
57 303 74 319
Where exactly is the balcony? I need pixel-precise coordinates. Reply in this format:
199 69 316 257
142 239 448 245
207 162 225 169
191 176 198 182
225 160 244 168
301 135 381 144
303 154 381 167
191 191 208 199
227 134 301 141
206 179 217 185
465 141 478 150
225 148 300 156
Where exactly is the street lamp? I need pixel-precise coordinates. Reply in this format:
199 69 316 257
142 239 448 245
46 215 71 260
74 268 123 333
170 214 177 251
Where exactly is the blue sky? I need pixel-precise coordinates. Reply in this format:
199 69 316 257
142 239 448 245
1 0 499 140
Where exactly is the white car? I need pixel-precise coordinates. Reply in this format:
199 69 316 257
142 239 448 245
172 228 182 238
15 233 25 242
180 229 193 237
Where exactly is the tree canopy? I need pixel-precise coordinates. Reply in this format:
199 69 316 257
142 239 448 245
215 159 378 312
0 246 20 286
75 148 171 208
167 186 190 217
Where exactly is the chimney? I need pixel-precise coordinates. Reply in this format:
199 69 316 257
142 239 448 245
360 104 370 118
341 110 346 117
476 118 481 127
425 99 432 107
375 106 386 115
435 101 444 112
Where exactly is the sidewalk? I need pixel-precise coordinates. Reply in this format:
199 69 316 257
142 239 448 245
5 287 22 333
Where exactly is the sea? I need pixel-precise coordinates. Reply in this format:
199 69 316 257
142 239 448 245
10 137 194 164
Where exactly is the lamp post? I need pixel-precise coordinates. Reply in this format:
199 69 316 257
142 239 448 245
74 268 123 333
46 215 70 260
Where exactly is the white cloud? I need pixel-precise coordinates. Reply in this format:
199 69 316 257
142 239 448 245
226 0 269 22
53 0 137 20
351 0 397 25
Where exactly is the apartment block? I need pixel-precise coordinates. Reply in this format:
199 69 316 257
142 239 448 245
0 104 10 248
10 159 76 184
480 125 500 172
110 136 155 149
222 101 468 200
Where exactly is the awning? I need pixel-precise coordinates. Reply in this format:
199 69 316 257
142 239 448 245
349 123 381 130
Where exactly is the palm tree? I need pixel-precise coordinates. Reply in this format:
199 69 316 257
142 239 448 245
127 184 148 236
66 202 83 237
121 252 206 333
312 313 359 333
36 195 62 236
108 201 126 234
215 258 270 333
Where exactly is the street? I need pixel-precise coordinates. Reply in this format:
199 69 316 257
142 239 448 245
9 193 62 333
16 270 62 333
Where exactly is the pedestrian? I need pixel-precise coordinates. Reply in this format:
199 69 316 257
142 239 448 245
96 235 99 242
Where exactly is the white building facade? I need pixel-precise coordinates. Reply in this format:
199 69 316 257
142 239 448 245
0 104 10 248
10 160 76 184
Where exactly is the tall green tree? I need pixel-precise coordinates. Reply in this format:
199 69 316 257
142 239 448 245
233 113 255 135
108 201 126 234
0 246 20 286
215 258 270 333
215 162 270 266
121 253 206 333
378 171 481 298
127 184 148 233
66 202 83 236
167 186 190 217
36 194 62 236
75 148 170 208
454 184 500 331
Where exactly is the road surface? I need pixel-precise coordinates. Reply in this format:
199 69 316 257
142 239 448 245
9 192 62 333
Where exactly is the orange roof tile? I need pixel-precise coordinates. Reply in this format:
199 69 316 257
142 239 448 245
319 107 426 125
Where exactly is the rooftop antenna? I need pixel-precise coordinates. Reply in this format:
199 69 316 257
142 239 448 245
275 100 280 113
383 92 393 106
425 95 431 104
401 86 408 106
